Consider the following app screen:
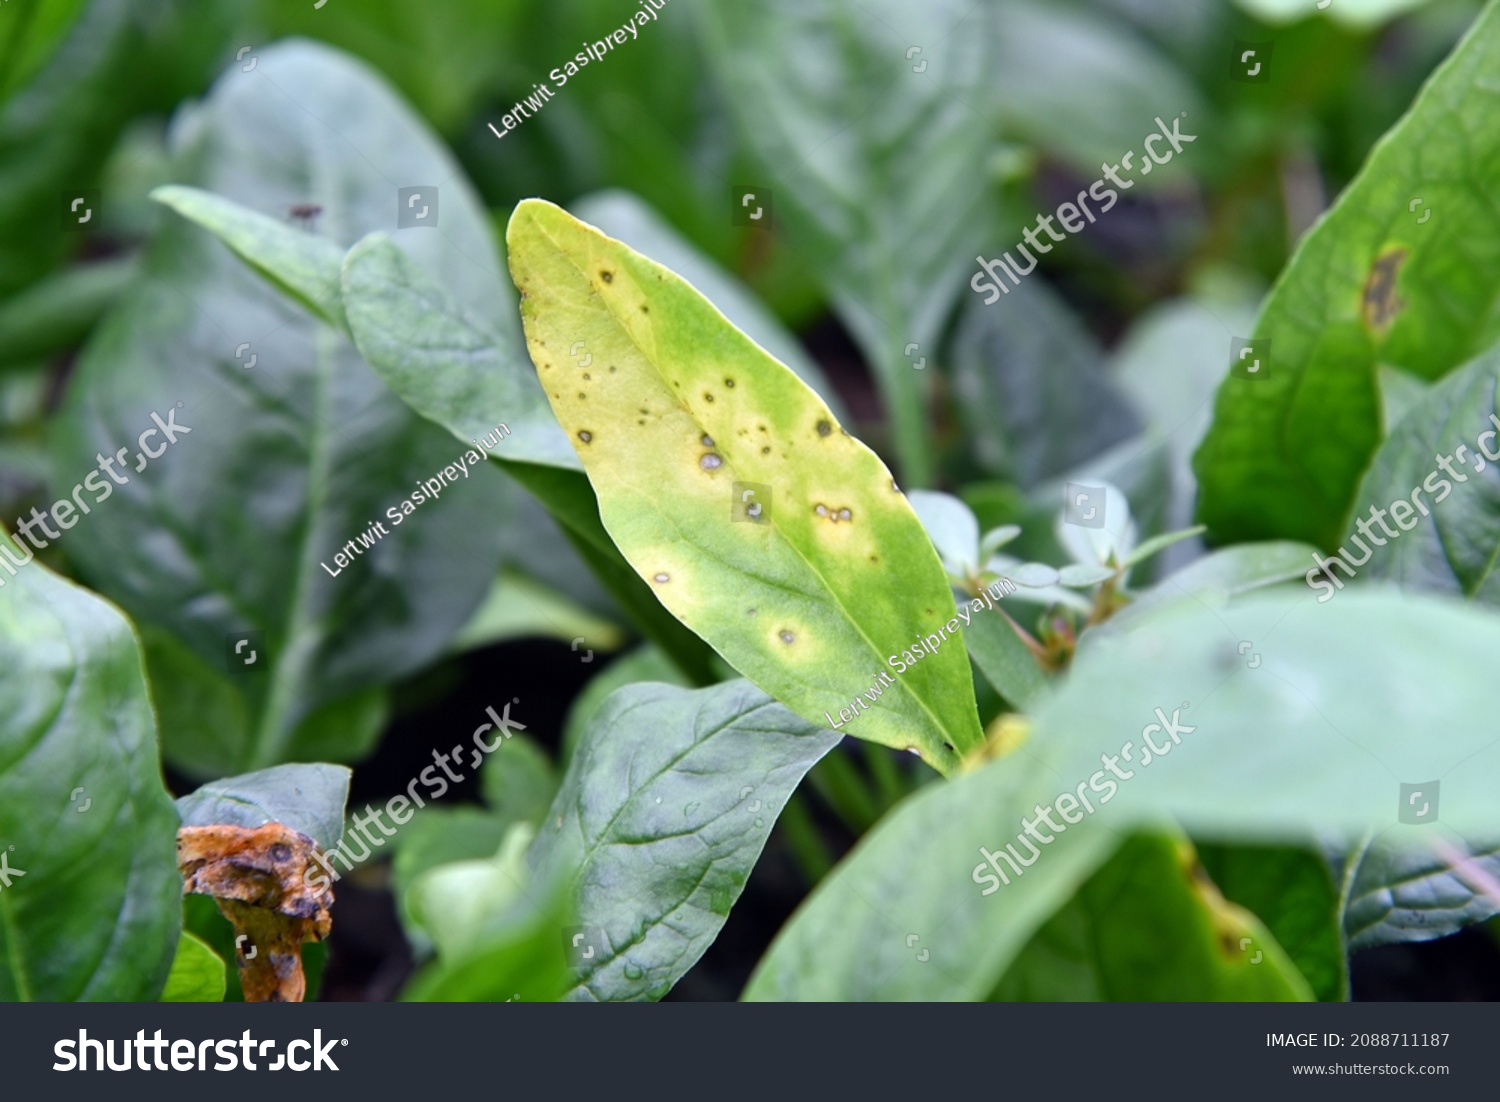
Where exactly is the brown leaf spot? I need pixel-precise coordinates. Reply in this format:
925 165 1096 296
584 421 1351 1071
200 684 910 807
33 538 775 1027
1362 248 1408 336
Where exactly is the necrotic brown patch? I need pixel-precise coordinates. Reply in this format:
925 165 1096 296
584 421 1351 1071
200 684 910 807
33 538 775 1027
1362 248 1408 336
176 824 332 1003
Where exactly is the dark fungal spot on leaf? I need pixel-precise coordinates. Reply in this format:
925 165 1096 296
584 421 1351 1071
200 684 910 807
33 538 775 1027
1362 247 1407 335
1214 928 1243 959
582 373 591 380
577 391 586 400
779 630 795 644
703 391 715 403
701 434 714 447
600 270 614 283
725 378 736 388
609 365 617 373
700 454 723 470
577 430 593 443
761 446 771 455
869 554 879 563
816 419 832 437
641 305 649 313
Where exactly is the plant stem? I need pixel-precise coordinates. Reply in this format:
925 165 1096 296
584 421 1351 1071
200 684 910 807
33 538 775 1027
807 749 880 834
778 793 835 886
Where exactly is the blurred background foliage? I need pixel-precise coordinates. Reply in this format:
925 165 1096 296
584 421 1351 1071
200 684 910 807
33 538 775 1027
3 0 1484 522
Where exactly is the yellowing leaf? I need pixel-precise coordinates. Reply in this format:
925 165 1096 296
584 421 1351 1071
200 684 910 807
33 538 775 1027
506 200 983 773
